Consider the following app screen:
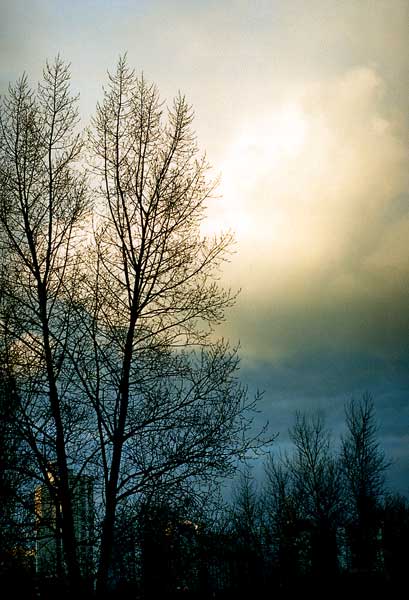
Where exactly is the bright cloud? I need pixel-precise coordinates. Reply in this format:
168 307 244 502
211 67 409 360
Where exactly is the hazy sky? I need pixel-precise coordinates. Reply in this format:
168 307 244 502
1 0 408 493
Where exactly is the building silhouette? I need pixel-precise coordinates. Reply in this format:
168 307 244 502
34 468 94 578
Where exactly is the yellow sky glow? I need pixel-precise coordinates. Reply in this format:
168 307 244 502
201 103 309 240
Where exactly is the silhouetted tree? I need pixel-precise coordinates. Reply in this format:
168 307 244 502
229 468 265 593
231 469 263 548
0 56 88 594
77 56 268 596
287 413 343 579
263 454 304 586
341 394 387 573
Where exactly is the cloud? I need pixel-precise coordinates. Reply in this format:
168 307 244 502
211 67 409 362
2 2 407 367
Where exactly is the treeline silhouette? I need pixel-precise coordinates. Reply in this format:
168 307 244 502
222 395 409 599
1 392 408 599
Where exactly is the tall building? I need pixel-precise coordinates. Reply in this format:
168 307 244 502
35 468 94 578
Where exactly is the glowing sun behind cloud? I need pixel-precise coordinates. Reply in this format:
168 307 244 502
203 67 408 290
204 67 408 362
201 103 309 241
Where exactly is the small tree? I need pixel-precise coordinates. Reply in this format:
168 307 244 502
287 412 343 578
229 468 266 594
264 454 303 584
231 468 263 547
341 393 388 572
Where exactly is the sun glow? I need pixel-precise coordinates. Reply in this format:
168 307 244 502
201 103 309 239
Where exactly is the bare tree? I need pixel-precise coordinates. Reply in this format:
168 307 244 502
76 56 267 595
341 393 388 572
287 412 343 577
231 468 263 549
0 56 88 592
228 469 266 595
264 453 303 583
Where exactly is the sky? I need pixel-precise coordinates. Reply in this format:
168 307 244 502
1 0 408 494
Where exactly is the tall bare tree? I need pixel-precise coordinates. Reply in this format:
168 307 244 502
77 56 267 595
0 56 88 592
